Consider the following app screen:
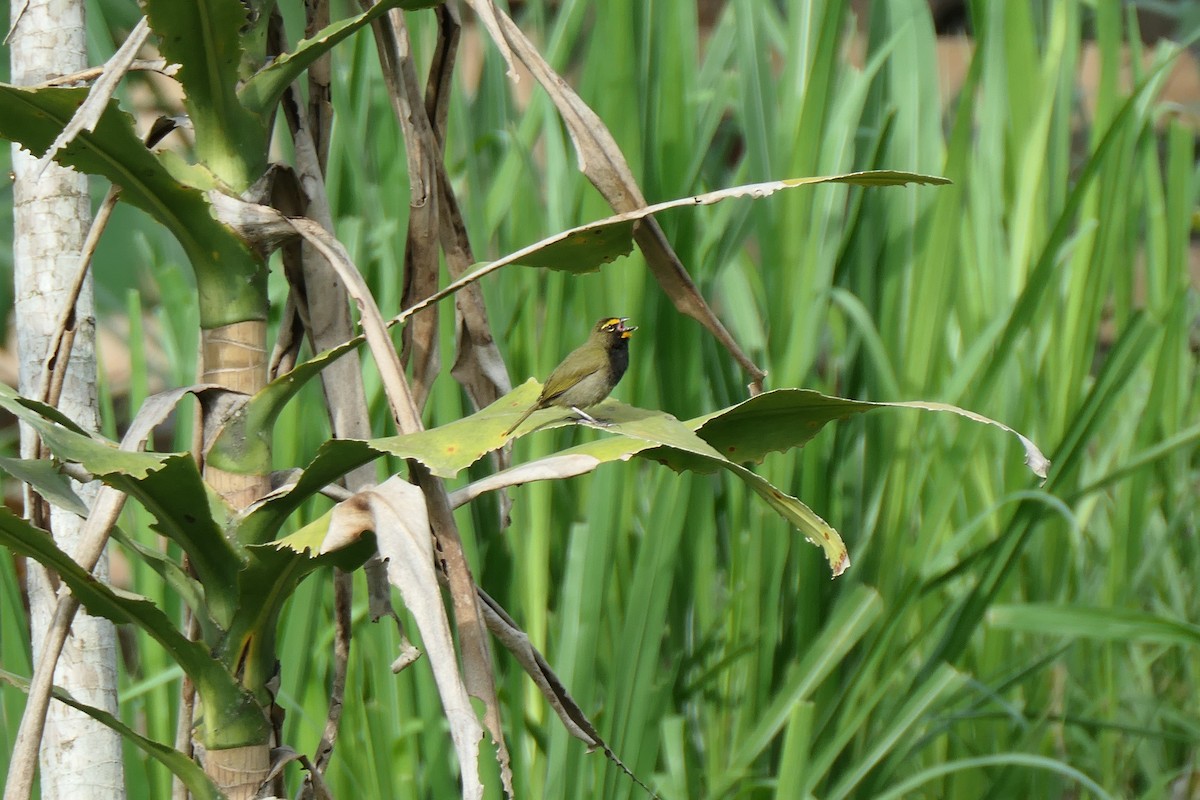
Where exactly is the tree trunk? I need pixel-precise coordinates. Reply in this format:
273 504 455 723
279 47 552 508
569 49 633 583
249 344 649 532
10 0 124 796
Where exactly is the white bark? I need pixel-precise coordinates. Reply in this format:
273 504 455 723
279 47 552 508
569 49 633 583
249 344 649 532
11 0 125 796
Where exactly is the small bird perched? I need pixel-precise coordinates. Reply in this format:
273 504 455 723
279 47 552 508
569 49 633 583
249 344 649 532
504 317 636 436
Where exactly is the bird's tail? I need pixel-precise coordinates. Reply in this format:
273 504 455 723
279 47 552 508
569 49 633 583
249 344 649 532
503 404 538 437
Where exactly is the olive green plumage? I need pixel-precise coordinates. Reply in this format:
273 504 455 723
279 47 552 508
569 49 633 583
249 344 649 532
504 317 636 436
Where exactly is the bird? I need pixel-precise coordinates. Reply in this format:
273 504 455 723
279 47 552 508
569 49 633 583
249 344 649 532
504 317 636 436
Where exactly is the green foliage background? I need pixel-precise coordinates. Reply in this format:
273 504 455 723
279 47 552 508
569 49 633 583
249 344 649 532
3 0 1199 797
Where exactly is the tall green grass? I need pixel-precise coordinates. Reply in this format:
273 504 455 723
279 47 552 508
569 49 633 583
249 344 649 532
2 1 1197 798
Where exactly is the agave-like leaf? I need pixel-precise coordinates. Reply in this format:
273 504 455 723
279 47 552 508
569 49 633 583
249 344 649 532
0 85 264 325
0 383 244 626
0 507 266 747
239 378 1047 577
141 0 266 183
217 523 378 684
0 669 223 800
0 456 88 517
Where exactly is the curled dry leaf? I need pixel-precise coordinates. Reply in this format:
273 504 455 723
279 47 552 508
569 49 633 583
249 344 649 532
371 10 442 411
464 0 765 387
475 588 659 797
320 476 485 800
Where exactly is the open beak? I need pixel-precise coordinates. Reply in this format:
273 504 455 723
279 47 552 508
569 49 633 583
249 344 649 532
618 318 637 338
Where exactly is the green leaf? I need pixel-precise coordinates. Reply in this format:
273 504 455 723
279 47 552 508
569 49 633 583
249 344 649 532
0 454 218 637
0 669 223 800
689 389 875 463
712 586 883 797
108 526 216 642
988 604 1200 648
511 220 638 271
516 172 951 274
691 389 1049 478
257 381 852 574
0 85 265 325
0 382 244 627
0 457 88 516
239 439 379 545
272 514 378 573
825 663 966 800
244 520 378 646
220 524 378 685
241 378 1045 577
239 0 412 116
141 0 267 185
872 754 1114 800
265 382 838 566
0 507 266 747
547 430 851 576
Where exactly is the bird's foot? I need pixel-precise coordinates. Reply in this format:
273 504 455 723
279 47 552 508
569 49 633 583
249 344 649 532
570 407 611 426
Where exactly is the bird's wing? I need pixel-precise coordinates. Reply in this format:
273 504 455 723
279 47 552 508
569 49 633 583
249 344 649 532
539 344 607 402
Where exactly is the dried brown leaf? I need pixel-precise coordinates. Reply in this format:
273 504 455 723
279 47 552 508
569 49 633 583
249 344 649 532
464 0 765 390
321 477 485 800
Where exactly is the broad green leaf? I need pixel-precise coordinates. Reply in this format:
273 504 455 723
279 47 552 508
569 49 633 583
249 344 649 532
0 453 218 636
0 382 244 626
142 0 267 184
690 389 1050 478
0 457 88 517
239 439 380 545
319 381 854 568
240 378 1045 577
252 381 850 573
0 389 90 434
511 220 638 270
383 379 727 474
223 524 378 671
399 172 952 319
272 514 378 573
0 669 223 800
405 170 952 328
108 527 216 642
0 85 265 325
0 507 266 746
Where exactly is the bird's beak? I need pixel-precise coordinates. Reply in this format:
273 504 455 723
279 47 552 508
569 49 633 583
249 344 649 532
618 318 636 338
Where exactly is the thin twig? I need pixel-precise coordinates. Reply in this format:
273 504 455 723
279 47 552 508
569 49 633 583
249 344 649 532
3 486 128 800
171 607 200 800
35 186 121 410
37 58 175 86
311 572 351 775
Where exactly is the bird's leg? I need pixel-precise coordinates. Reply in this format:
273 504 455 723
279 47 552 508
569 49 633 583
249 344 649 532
570 406 610 426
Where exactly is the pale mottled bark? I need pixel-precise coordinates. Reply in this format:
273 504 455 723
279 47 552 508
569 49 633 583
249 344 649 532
10 0 124 796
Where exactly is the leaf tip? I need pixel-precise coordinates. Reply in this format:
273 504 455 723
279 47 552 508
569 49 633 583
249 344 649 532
1026 451 1051 481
